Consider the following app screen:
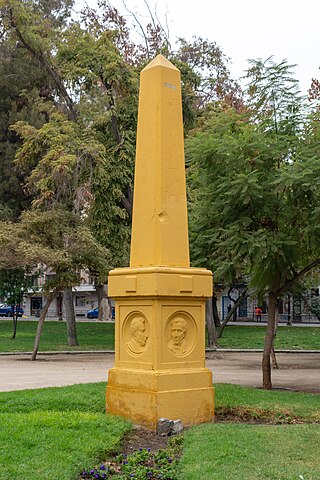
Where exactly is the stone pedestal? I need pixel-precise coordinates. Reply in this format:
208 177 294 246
107 267 214 429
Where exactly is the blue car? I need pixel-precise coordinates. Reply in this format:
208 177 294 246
86 307 99 319
86 307 115 319
0 305 24 317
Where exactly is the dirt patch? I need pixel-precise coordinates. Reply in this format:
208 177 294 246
120 426 168 454
214 406 316 424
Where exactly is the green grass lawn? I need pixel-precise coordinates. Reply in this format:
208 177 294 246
0 383 131 480
215 383 320 422
0 320 319 352
1 383 319 480
218 325 320 350
179 385 320 480
0 320 115 352
180 423 320 480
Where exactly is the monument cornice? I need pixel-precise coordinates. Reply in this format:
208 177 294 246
108 266 212 298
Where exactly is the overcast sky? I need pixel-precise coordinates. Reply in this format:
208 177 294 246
77 0 319 94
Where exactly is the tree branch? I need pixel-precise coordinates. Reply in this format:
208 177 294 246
121 0 150 57
121 187 133 219
218 287 249 338
9 10 78 122
277 257 320 296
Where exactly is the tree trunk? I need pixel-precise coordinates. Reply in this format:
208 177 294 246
270 301 279 369
57 291 63 321
212 293 221 328
218 288 248 339
262 288 278 389
228 287 238 321
63 287 78 346
287 294 292 326
31 291 57 361
206 298 218 347
95 283 110 321
11 310 18 340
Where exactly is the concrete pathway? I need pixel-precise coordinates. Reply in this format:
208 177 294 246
1 351 319 393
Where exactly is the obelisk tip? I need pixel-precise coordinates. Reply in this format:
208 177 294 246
142 54 178 72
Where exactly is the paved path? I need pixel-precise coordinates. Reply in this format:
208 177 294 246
1 351 319 393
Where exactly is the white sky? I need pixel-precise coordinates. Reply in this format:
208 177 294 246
77 0 320 94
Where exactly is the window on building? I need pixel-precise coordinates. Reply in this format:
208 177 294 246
75 296 86 307
45 274 56 285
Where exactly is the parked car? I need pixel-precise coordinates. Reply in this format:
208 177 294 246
0 305 24 317
86 307 99 319
86 307 115 320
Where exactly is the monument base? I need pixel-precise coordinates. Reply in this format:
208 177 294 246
106 367 214 430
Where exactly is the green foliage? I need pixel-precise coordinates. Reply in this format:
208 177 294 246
12 110 105 210
309 297 320 320
187 58 320 297
0 0 244 276
187 107 292 287
245 57 305 134
0 32 49 219
0 208 111 288
0 268 33 306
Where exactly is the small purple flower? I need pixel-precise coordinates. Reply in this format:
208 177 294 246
147 448 151 452
90 470 95 474
99 465 106 470
82 471 88 476
139 448 143 451
94 475 100 479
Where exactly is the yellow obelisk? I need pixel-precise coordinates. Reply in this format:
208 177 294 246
106 55 214 430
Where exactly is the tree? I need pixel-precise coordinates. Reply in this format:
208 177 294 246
187 60 320 388
0 19 52 220
0 268 33 338
1 0 245 339
0 207 111 358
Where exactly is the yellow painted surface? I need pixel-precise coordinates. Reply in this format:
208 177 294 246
107 383 214 430
130 54 189 268
108 266 212 298
106 55 214 430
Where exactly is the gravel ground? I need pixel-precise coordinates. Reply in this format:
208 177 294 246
1 351 319 393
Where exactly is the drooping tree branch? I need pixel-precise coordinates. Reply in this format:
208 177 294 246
8 9 78 122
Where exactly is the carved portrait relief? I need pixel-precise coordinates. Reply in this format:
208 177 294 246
166 312 197 357
168 317 187 356
125 314 149 355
